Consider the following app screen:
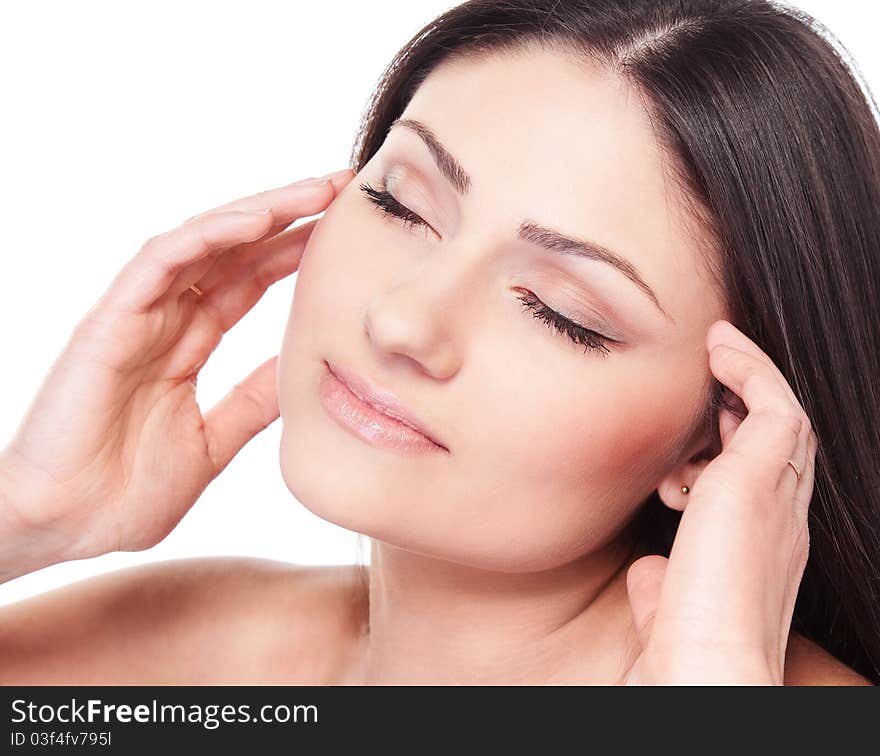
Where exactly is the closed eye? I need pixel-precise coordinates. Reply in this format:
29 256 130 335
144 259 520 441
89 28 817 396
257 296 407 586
360 181 435 237
360 180 617 358
515 288 615 356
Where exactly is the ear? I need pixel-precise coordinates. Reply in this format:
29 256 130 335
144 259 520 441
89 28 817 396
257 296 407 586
656 378 745 511
656 455 713 511
656 403 725 512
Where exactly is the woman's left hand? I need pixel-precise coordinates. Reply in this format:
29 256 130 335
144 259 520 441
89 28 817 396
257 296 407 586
623 319 818 685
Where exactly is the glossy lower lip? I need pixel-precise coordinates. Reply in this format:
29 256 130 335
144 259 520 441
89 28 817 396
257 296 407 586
318 361 447 454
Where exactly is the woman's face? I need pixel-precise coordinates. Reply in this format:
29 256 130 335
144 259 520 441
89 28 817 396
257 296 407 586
277 47 728 572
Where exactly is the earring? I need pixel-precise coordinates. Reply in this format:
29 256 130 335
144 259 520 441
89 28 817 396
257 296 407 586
681 484 690 495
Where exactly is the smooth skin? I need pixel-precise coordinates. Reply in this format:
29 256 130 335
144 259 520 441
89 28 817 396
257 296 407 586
0 169 868 685
0 171 868 685
625 333 818 684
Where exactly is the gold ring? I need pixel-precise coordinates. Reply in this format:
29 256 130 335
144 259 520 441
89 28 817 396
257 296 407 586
189 284 204 296
787 458 801 481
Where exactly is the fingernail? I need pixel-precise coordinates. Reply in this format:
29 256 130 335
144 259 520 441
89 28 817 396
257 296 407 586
292 176 332 189
320 168 354 182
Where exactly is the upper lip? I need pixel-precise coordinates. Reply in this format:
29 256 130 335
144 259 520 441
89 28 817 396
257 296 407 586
326 360 448 451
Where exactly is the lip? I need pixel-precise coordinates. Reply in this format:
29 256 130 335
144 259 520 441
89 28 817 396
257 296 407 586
320 360 449 453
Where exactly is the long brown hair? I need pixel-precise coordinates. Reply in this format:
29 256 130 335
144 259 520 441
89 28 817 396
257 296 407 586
346 0 880 682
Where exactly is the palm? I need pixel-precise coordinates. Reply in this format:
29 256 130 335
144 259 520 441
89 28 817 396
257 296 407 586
620 324 816 685
6 270 262 557
2 172 352 559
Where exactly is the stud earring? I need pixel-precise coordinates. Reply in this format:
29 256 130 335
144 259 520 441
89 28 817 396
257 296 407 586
681 485 690 495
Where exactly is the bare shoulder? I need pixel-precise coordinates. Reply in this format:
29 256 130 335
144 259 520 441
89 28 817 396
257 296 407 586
0 556 368 684
251 559 370 684
783 632 874 686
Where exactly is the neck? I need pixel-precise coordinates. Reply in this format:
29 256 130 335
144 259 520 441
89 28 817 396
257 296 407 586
344 532 644 685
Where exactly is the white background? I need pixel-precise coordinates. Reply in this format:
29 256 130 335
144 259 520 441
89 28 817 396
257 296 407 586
0 1 875 605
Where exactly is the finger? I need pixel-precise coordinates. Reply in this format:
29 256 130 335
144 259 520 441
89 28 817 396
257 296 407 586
195 218 320 332
793 431 818 522
711 344 801 423
719 405 742 449
237 169 351 242
707 320 803 411
203 355 280 475
167 246 227 301
709 344 804 488
626 554 668 649
166 214 301 301
186 169 354 222
107 176 342 315
167 173 352 303
190 214 318 295
778 412 811 497
103 210 277 314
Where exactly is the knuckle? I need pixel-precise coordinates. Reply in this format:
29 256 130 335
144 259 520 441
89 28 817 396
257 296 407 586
251 261 274 292
781 409 803 437
799 413 812 435
140 232 165 255
806 450 816 472
230 382 263 413
138 232 174 269
179 217 208 252
711 343 740 370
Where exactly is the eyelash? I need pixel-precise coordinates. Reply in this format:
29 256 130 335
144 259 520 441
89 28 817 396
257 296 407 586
360 181 432 236
514 289 614 356
359 180 615 356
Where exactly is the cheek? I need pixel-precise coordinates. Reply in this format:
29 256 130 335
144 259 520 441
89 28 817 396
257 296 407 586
467 354 679 491
278 190 390 368
293 204 369 322
277 196 373 425
284 186 420 333
446 356 703 567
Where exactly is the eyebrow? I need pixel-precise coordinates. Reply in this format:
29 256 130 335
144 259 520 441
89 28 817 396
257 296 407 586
389 117 673 323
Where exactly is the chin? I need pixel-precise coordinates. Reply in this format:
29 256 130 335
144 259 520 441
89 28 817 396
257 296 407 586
277 440 594 573
277 422 398 537
276 382 614 573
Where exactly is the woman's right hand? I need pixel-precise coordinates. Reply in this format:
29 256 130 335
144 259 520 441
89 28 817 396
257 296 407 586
0 168 354 568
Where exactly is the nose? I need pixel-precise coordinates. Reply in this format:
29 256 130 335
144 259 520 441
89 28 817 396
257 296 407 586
363 254 484 380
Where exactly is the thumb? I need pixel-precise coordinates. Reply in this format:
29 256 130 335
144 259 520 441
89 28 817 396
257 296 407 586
718 406 741 449
203 355 280 474
626 554 669 648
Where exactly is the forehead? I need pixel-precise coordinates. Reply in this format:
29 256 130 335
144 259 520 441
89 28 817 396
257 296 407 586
396 46 725 332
